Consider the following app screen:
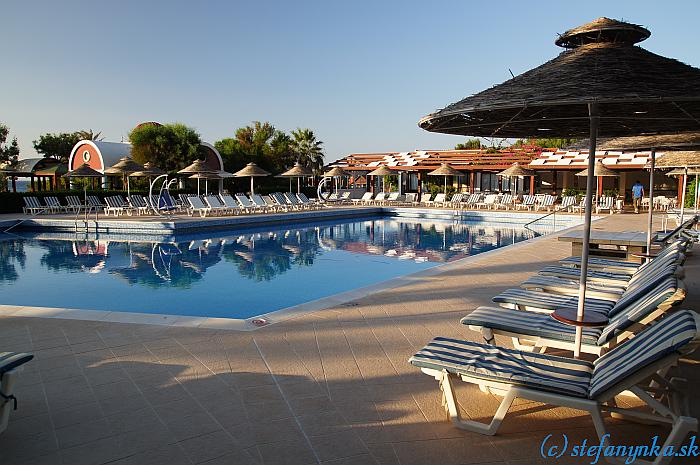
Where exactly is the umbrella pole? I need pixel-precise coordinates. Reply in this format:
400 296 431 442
680 168 687 223
574 103 599 359
289 178 292 192
250 177 254 195
297 177 301 194
197 179 200 196
695 173 698 213
444 176 447 194
206 179 209 195
646 150 656 254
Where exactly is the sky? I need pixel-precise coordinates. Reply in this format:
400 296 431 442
2 0 700 164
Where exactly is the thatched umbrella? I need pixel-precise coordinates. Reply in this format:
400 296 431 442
427 164 463 194
104 157 144 197
367 165 395 193
323 166 349 194
418 17 700 357
234 162 271 195
279 162 313 193
497 162 534 195
575 161 619 201
129 162 166 178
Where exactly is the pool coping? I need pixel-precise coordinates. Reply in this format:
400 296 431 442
0 212 595 331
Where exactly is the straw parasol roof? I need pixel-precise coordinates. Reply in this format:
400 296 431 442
189 172 223 180
324 167 348 177
575 161 619 177
367 166 395 176
665 167 700 176
427 164 464 177
654 151 700 168
279 163 313 177
419 18 700 138
497 162 534 177
567 132 700 151
129 162 166 177
63 163 104 178
104 157 144 175
178 159 218 175
234 162 271 177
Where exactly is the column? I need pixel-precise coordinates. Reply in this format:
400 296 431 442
529 176 535 195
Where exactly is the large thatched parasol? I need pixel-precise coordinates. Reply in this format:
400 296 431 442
279 162 313 193
233 162 271 195
497 162 534 194
368 165 395 192
427 164 463 194
418 17 700 357
576 161 619 201
104 157 144 196
129 162 166 178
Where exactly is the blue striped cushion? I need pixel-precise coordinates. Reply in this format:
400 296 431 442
560 256 640 270
462 306 602 344
492 289 615 314
539 266 632 283
409 337 593 397
0 352 33 377
589 311 698 398
598 278 681 345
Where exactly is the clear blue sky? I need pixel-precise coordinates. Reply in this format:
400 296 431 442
3 0 699 163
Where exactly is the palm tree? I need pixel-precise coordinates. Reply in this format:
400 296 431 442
291 128 324 172
75 129 104 141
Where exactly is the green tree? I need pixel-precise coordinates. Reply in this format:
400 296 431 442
455 138 482 150
128 123 202 172
215 121 290 174
75 129 104 141
511 138 577 149
290 128 324 172
33 132 81 162
0 123 20 192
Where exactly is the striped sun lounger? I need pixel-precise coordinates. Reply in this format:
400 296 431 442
410 310 700 455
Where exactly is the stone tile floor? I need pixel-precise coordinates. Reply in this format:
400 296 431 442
1 213 698 465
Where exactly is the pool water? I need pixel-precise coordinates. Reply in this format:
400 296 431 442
0 216 546 319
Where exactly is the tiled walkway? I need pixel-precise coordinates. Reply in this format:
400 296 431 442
1 213 698 465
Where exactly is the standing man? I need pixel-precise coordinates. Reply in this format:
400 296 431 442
632 180 645 214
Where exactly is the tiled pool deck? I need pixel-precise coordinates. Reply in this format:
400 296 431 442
0 212 698 465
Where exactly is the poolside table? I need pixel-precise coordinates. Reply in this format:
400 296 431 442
558 230 650 263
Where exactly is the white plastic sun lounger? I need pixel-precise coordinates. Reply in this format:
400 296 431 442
22 196 47 215
65 195 83 213
187 196 211 217
517 195 536 210
475 193 498 210
127 195 150 215
418 193 432 206
411 310 700 465
43 196 66 213
353 192 374 205
219 194 246 214
203 195 230 215
463 276 685 356
535 194 556 211
1 352 34 435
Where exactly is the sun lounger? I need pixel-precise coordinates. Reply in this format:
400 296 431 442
462 193 482 208
516 195 536 210
597 196 616 214
411 310 700 457
464 276 686 356
656 215 699 245
535 194 556 211
86 195 105 211
236 194 265 212
268 192 293 211
418 193 432 206
22 196 47 215
404 193 418 205
559 195 577 211
43 196 66 213
1 351 34 435
296 193 319 209
430 193 447 207
103 196 132 216
187 196 211 217
284 192 308 209
475 193 498 209
219 194 246 214
203 195 230 214
352 192 374 205
127 195 150 215
371 192 387 205
65 195 83 212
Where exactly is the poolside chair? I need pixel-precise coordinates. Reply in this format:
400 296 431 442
204 195 231 215
410 310 700 461
516 195 536 211
187 196 211 217
249 194 273 212
495 194 513 210
87 195 106 211
65 195 83 213
103 196 125 216
559 195 577 211
42 196 65 213
352 192 374 206
404 193 418 205
268 192 293 211
535 194 556 211
465 275 686 357
284 192 307 210
418 193 432 206
22 196 46 215
339 191 352 204
261 194 282 211
431 193 447 207
597 196 616 214
385 192 400 205
1 351 34 435
475 193 498 210
463 193 482 209
235 194 263 212
127 195 150 215
296 193 319 209
219 194 246 214
372 192 388 205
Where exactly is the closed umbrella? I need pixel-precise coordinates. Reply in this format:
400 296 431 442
418 17 700 357
279 163 313 193
367 165 395 193
427 164 463 194
234 162 271 195
497 162 534 195
104 157 144 197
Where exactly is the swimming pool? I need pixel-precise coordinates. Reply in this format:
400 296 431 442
0 215 566 322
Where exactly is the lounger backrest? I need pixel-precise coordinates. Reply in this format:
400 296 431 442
87 196 103 207
522 195 535 205
420 193 432 203
361 192 373 201
405 193 417 203
250 194 266 206
434 193 446 203
375 192 387 201
387 192 399 201
284 193 300 204
271 193 287 205
219 194 237 208
298 193 312 203
589 310 699 398
598 277 683 345
188 196 207 209
66 195 81 206
341 192 351 199
236 194 254 207
484 194 497 204
203 196 220 208
500 194 512 204
263 195 277 206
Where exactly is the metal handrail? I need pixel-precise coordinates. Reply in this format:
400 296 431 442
524 207 558 230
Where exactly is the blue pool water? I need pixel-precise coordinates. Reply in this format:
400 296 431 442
0 216 549 319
